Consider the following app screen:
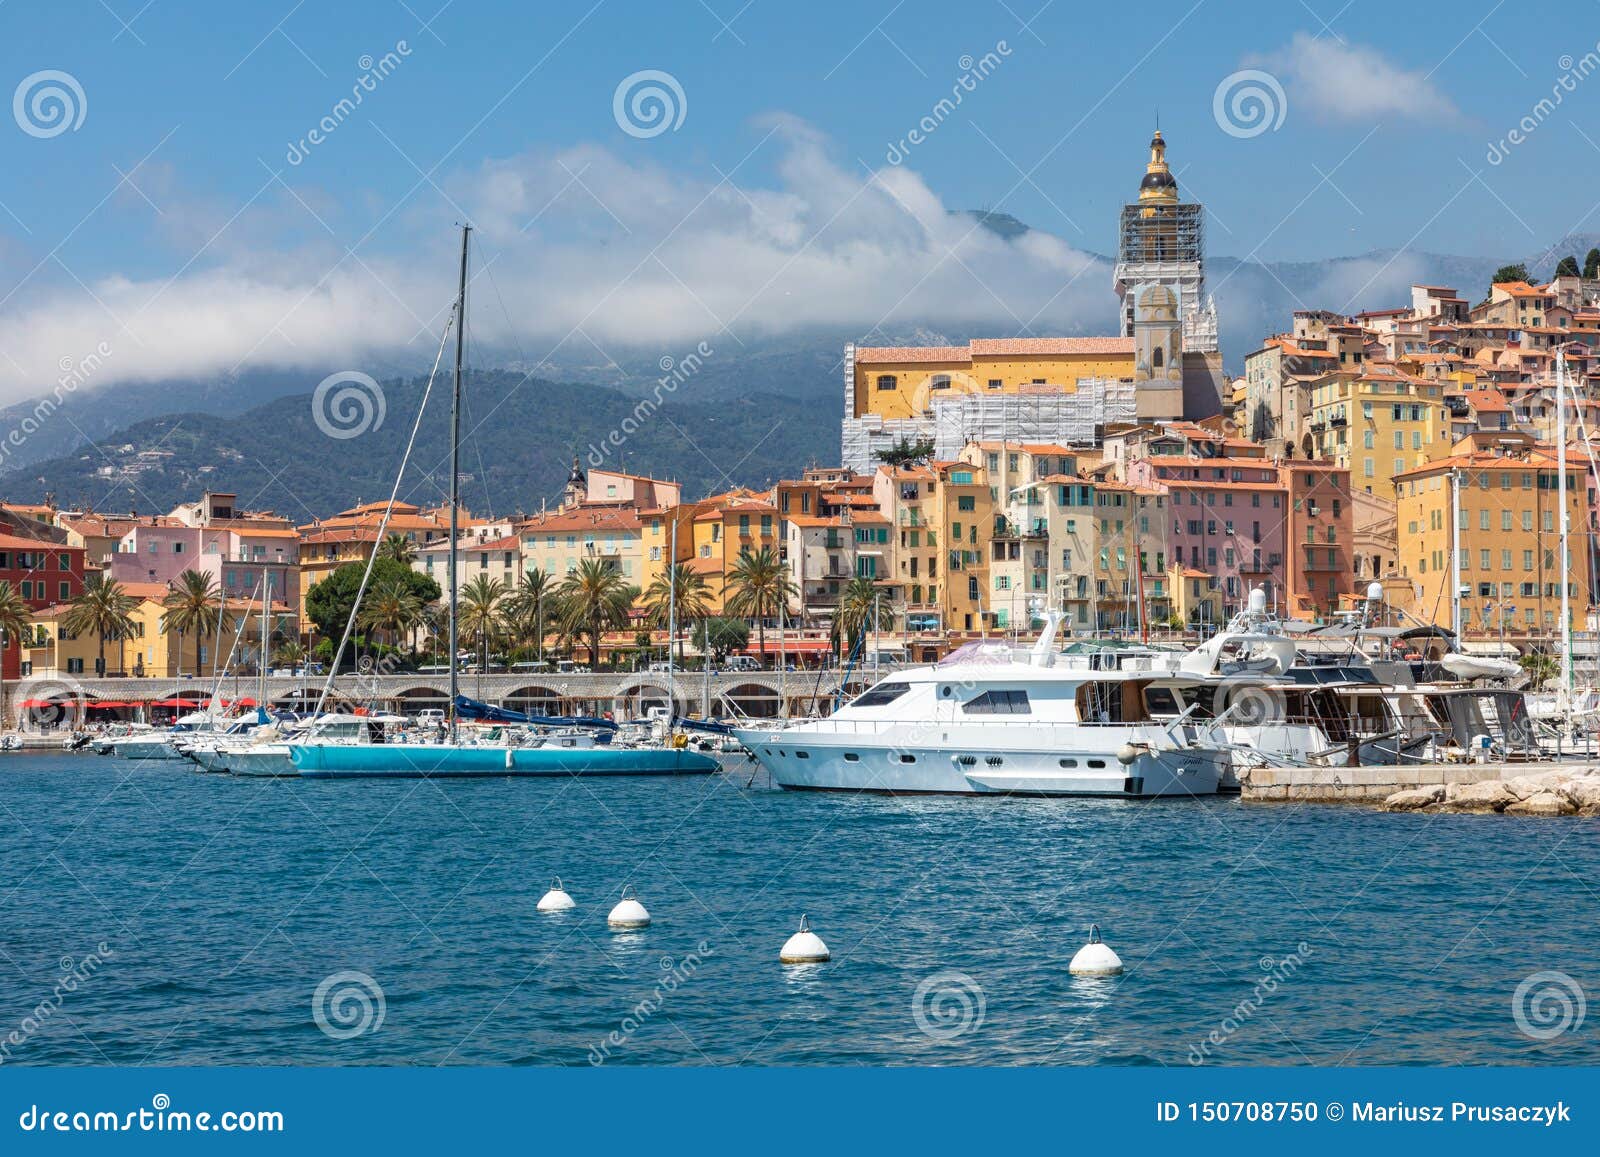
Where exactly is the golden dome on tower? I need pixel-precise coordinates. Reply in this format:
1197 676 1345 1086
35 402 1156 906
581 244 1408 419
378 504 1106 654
1137 128 1178 210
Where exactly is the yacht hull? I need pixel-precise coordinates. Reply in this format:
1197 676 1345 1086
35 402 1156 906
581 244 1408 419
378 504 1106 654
290 743 720 778
110 739 187 761
735 731 1223 797
219 745 297 777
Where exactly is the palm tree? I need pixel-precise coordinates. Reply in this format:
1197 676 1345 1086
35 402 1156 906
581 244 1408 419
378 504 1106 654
459 575 506 671
556 559 637 669
65 577 138 677
0 581 31 729
376 533 416 565
831 576 893 656
272 641 306 671
503 569 556 660
643 563 713 666
360 578 423 652
724 546 796 670
160 570 221 679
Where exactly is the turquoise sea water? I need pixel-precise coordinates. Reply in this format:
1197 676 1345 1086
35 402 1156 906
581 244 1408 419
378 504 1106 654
0 752 1595 1066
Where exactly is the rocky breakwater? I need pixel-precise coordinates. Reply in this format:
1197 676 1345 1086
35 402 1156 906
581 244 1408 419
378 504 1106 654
1380 768 1600 817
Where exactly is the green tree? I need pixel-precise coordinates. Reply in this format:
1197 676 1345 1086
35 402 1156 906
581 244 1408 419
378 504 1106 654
459 575 506 670
64 578 137 677
359 578 424 651
272 640 306 670
1555 254 1581 279
1519 651 1559 691
725 546 796 670
831 576 894 655
306 559 441 646
503 569 557 659
1491 262 1530 287
0 581 31 727
556 559 636 669
1584 248 1600 280
643 563 714 665
691 616 749 664
875 435 936 467
160 569 222 679
376 533 416 565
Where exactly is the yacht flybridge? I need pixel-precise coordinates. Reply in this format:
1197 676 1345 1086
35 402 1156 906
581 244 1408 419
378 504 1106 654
734 609 1248 797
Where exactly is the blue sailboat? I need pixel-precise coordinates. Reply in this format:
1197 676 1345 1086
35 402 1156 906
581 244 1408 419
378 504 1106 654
287 225 719 781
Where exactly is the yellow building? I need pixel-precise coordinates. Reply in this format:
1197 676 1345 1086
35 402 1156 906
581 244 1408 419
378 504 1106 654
1307 365 1451 495
297 501 451 615
1394 433 1590 641
849 338 1136 422
688 490 781 614
23 585 293 679
870 464 941 626
931 460 993 633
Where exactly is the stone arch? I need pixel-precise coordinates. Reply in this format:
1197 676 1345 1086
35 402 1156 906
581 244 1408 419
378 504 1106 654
613 680 683 719
719 682 781 718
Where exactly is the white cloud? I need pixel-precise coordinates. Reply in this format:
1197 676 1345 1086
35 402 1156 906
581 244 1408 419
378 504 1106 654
1253 33 1462 125
0 120 1116 403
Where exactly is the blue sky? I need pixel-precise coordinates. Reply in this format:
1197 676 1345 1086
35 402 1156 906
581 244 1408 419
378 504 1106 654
2 0 1598 395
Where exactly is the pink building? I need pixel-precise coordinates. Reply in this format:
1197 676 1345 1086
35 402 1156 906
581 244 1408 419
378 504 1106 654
1127 455 1288 615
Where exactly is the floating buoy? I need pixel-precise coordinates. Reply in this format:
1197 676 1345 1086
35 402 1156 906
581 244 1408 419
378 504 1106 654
536 877 575 912
607 885 650 929
1069 924 1124 976
779 914 830 964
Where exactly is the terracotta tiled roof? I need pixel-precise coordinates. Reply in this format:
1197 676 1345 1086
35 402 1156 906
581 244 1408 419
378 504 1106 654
856 337 1133 363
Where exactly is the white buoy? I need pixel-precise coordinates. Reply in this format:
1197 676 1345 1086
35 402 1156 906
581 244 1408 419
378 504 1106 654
779 914 830 964
607 885 651 929
536 876 575 912
1069 924 1124 976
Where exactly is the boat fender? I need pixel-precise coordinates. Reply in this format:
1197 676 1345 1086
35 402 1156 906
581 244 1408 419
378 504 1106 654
1069 924 1124 976
779 914 830 964
1116 742 1140 766
537 877 576 912
608 885 651 929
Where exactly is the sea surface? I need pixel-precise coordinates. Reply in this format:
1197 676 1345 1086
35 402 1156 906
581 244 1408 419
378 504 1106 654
0 751 1596 1067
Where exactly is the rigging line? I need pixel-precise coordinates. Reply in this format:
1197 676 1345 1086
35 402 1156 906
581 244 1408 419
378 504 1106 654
311 309 457 721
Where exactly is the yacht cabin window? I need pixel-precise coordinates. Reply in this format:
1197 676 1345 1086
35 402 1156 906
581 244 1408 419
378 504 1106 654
851 682 910 708
961 689 1031 715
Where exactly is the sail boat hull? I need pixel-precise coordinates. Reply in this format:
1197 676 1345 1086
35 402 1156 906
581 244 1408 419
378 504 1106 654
290 742 719 778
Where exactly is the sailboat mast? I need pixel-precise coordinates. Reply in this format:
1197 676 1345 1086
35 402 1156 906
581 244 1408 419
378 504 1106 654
449 223 470 738
1558 349 1573 713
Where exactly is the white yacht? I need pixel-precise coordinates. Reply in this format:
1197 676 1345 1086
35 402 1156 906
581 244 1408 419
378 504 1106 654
733 613 1235 797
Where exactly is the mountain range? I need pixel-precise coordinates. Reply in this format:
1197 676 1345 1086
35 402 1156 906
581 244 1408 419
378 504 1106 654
3 223 1597 515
